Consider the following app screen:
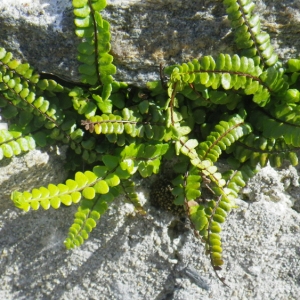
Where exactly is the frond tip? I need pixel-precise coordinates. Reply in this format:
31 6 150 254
223 0 278 67
73 0 116 86
64 195 110 249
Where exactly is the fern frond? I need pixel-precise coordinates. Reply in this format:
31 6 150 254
171 165 202 206
259 65 289 95
185 183 234 277
171 160 237 276
0 48 39 83
11 170 94 211
0 129 35 159
73 0 116 86
10 159 122 211
223 0 278 67
167 54 273 107
64 194 112 249
178 165 239 283
81 108 167 142
197 113 252 163
272 101 300 125
0 48 66 134
222 162 259 197
250 109 300 147
229 133 299 167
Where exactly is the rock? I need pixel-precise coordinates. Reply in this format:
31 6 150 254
1 163 300 299
0 0 299 86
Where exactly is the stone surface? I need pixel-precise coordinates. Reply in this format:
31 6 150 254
0 164 300 299
0 0 300 86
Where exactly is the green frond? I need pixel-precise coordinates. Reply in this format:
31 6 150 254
168 54 262 87
229 133 299 167
167 54 273 107
171 165 202 205
64 194 112 249
170 152 252 274
272 101 300 125
259 65 289 95
172 137 226 188
250 109 300 147
187 199 227 269
73 0 116 86
202 180 242 270
82 113 125 135
0 47 65 133
222 163 259 197
0 48 38 83
0 129 35 159
287 58 300 73
10 164 121 211
197 113 252 163
82 106 168 142
171 162 238 272
223 0 278 68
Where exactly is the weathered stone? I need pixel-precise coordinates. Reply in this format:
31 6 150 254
0 168 300 299
0 0 300 86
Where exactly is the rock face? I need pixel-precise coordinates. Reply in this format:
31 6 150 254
1 0 300 299
1 163 300 299
0 0 300 86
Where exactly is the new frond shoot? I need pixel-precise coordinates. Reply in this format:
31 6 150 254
1 0 299 286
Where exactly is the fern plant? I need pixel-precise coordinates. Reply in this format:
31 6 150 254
1 0 300 285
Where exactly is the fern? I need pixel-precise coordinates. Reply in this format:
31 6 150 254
1 0 300 287
0 129 36 159
64 194 110 249
223 0 278 67
73 0 116 86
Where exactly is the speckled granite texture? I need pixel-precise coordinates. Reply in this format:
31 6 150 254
0 0 300 86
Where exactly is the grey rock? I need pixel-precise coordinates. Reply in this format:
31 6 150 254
0 0 300 86
1 160 300 299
